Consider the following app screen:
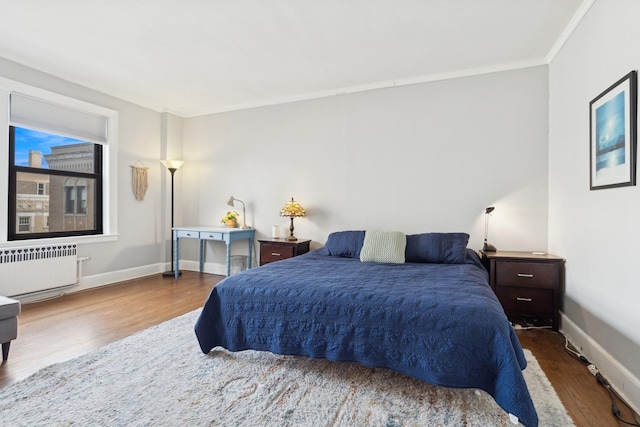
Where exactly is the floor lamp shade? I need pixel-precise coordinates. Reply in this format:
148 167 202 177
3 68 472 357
161 160 184 277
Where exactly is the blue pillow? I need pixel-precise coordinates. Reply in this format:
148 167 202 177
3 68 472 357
319 230 365 258
405 232 469 264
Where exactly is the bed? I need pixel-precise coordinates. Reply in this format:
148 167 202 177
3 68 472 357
194 231 538 427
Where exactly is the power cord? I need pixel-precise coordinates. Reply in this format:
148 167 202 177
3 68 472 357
511 317 553 331
562 333 640 426
563 333 590 364
512 323 552 330
587 364 640 426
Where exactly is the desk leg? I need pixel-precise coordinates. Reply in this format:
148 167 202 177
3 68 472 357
225 242 231 277
174 236 180 279
247 238 253 269
199 239 205 273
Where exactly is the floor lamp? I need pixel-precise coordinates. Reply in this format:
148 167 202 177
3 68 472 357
161 160 184 277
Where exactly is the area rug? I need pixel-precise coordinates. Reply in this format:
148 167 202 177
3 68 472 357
0 309 574 426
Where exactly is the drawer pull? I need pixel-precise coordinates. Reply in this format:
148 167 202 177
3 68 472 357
517 273 534 278
186 233 193 237
271 252 281 256
516 297 533 302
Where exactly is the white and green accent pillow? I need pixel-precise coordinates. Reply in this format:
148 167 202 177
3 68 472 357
359 230 406 264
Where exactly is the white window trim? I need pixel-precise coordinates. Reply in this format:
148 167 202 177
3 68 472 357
0 77 118 246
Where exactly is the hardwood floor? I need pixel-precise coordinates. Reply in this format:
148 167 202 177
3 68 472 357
517 329 638 426
1 271 638 426
0 271 222 388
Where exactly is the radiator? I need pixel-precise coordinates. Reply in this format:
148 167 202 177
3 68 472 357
0 243 78 297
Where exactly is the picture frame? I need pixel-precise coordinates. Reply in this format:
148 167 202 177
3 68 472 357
590 70 637 190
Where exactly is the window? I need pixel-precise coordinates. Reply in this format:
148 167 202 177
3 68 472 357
65 185 75 214
64 179 89 215
18 216 31 233
0 82 118 244
9 127 101 239
6 91 113 241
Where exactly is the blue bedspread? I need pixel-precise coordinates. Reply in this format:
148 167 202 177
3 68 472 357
195 249 538 426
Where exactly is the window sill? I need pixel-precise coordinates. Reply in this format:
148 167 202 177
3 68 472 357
0 233 118 248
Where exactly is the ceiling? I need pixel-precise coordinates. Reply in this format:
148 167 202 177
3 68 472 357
0 0 589 117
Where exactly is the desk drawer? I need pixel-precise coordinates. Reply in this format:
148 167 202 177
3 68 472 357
200 231 223 240
496 287 553 315
261 243 294 264
495 261 558 289
176 230 199 239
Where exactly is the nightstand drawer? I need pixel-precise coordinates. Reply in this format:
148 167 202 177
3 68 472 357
496 287 553 315
259 239 310 266
495 261 558 288
261 243 294 263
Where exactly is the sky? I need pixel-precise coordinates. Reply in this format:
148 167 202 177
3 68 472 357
13 127 84 168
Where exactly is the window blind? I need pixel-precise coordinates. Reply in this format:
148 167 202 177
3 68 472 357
9 93 108 144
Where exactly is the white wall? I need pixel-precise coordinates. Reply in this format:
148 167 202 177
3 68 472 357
182 66 550 268
0 58 551 290
0 57 169 287
549 0 640 410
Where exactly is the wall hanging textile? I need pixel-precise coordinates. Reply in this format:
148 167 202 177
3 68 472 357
130 161 149 201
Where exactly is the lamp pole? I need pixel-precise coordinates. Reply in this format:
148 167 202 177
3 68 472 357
161 160 184 277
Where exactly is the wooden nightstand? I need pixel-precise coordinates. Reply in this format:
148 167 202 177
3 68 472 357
259 239 311 266
479 250 565 331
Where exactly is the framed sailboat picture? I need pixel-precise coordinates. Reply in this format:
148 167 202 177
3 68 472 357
589 70 637 190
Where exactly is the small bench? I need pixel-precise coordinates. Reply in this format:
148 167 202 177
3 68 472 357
0 296 20 361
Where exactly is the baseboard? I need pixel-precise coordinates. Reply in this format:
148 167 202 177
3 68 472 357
164 260 249 277
561 313 640 415
15 260 230 304
77 260 232 290
12 263 167 303
74 263 167 291
163 260 230 277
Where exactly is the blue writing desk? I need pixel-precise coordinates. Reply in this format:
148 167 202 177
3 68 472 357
172 226 255 278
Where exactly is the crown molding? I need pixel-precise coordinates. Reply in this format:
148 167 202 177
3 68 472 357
546 0 596 63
